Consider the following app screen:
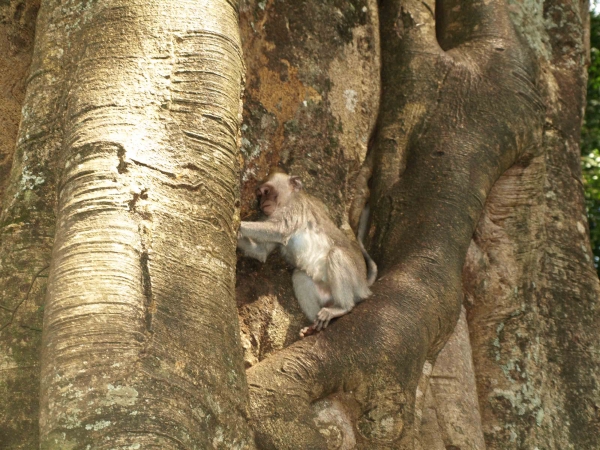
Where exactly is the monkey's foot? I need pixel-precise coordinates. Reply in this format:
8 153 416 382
299 325 318 338
314 307 349 330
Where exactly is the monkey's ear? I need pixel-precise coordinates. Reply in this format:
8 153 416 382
289 176 303 191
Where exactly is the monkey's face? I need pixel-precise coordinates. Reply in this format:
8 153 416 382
256 183 278 216
256 172 301 216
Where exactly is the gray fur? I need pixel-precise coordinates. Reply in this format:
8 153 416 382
238 172 377 336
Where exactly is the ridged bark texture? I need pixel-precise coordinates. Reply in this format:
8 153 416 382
1 0 597 449
2 0 253 448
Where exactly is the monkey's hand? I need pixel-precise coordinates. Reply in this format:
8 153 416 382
237 235 277 263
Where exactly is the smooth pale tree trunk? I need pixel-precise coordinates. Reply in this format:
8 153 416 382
1 0 253 448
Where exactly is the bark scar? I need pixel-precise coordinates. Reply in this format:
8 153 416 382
130 158 177 178
117 147 128 174
128 188 148 212
165 180 206 191
140 250 154 333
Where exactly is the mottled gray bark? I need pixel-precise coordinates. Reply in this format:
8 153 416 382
243 0 598 448
463 1 600 449
0 1 55 447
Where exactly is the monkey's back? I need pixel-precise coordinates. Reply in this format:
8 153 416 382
279 193 368 284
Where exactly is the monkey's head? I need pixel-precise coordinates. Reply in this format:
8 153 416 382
256 170 302 216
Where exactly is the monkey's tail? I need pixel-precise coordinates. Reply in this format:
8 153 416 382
357 206 378 286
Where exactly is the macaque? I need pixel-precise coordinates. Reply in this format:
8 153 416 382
238 169 377 337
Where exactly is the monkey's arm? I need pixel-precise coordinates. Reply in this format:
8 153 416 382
237 236 276 263
239 220 288 244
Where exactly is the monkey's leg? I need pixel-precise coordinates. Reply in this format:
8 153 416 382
315 248 358 330
292 270 323 321
292 270 330 337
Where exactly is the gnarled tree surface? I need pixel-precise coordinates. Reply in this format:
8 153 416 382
0 0 598 449
242 0 600 449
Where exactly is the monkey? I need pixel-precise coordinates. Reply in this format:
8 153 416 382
237 169 377 337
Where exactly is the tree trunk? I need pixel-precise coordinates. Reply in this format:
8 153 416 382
0 1 51 447
1 0 598 449
241 0 600 449
2 0 253 448
462 2 600 448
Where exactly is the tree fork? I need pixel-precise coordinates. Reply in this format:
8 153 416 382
246 0 544 448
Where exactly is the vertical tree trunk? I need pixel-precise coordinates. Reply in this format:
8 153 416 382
0 1 54 447
463 2 600 448
3 0 253 448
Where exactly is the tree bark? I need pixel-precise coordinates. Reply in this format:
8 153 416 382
0 0 38 201
0 1 53 447
2 0 253 448
243 0 593 448
1 0 598 449
426 307 486 449
463 1 600 448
